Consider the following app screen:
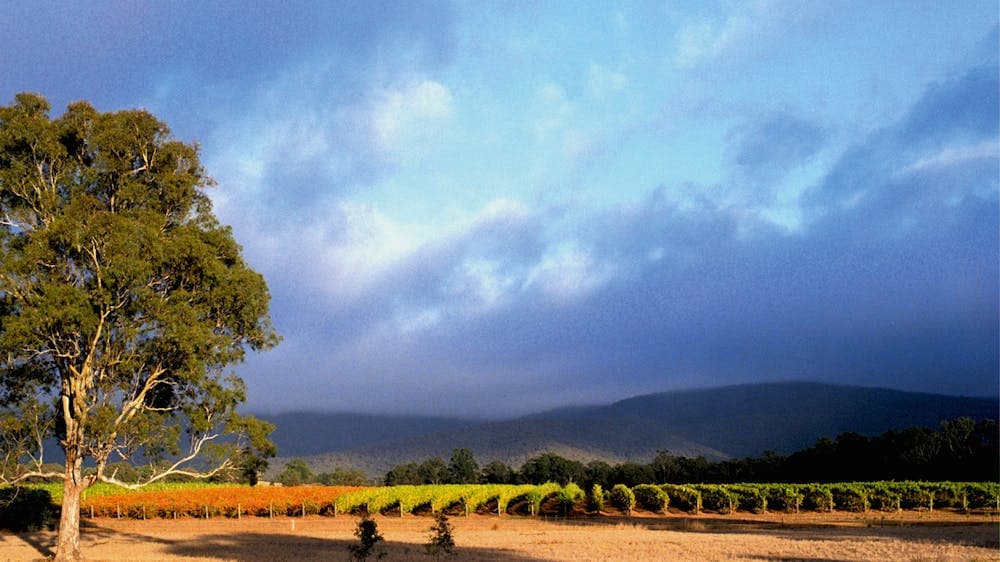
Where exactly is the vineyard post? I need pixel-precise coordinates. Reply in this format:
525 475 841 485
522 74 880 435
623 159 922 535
116 504 120 519
237 504 241 519
302 501 306 517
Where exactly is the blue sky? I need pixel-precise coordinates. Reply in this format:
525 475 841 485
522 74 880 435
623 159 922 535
3 1 997 417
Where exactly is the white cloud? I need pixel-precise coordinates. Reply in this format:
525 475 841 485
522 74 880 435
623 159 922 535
534 81 573 141
446 258 519 310
372 79 454 157
586 63 629 99
896 140 999 176
527 243 615 301
674 20 729 68
673 1 816 68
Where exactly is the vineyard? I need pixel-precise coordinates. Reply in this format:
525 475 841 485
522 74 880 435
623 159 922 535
21 481 1000 520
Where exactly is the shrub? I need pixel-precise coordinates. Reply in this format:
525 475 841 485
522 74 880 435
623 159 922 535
763 485 802 513
728 485 766 514
556 483 584 516
348 514 385 561
963 482 1000 511
425 512 456 559
696 485 738 514
798 485 833 512
632 484 668 513
923 482 962 509
660 484 701 514
0 487 55 531
609 484 635 515
829 484 868 512
890 482 933 510
589 484 605 512
523 482 561 516
867 482 901 511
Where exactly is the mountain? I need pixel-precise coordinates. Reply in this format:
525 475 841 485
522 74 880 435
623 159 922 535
262 382 998 479
595 382 998 457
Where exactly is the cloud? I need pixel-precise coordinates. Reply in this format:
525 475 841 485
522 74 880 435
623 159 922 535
673 1 820 68
249 55 999 416
807 62 999 215
586 63 629 99
897 141 999 176
728 113 827 180
372 79 454 158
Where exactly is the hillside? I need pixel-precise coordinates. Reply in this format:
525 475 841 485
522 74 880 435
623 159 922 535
598 382 999 457
263 382 998 479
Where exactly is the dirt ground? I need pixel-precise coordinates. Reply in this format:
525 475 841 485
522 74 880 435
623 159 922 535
1 511 997 561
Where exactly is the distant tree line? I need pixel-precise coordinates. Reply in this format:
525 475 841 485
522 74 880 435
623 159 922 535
382 417 998 488
276 460 369 487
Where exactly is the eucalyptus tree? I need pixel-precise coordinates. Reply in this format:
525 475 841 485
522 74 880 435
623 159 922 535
0 93 279 560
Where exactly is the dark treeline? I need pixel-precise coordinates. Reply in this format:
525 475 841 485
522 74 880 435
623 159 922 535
384 417 998 487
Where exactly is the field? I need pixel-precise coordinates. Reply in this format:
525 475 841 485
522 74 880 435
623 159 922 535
4 482 997 560
1 510 997 561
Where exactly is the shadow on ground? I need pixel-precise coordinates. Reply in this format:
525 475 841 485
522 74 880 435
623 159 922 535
544 512 999 549
56 520 544 562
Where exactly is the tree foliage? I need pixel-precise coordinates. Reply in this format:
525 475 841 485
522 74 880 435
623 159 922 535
382 417 998 490
0 93 278 559
277 459 315 487
446 448 479 484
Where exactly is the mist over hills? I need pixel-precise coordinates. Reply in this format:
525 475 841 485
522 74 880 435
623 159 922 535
261 382 998 478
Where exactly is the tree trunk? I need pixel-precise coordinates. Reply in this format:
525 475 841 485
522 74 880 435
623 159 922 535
53 455 84 561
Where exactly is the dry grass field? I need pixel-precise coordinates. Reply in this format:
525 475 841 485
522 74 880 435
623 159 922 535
1 511 997 561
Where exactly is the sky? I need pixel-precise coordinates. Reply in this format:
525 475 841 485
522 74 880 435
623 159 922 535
2 1 997 418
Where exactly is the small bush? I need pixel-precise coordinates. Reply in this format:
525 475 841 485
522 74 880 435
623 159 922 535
867 483 901 511
660 484 701 514
0 487 55 531
798 485 833 512
609 484 635 515
556 483 584 516
696 485 738 514
764 485 802 513
829 484 868 512
963 482 999 511
589 484 605 512
348 514 386 561
425 512 456 559
890 482 933 510
728 485 766 514
632 484 668 513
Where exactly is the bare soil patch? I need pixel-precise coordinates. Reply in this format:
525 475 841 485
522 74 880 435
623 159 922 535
1 511 997 561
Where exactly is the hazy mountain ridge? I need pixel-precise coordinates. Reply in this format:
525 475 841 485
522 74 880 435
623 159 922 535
262 382 998 478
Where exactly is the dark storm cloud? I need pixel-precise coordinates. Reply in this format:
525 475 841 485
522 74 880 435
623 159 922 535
302 57 998 415
728 112 827 182
1 1 455 113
